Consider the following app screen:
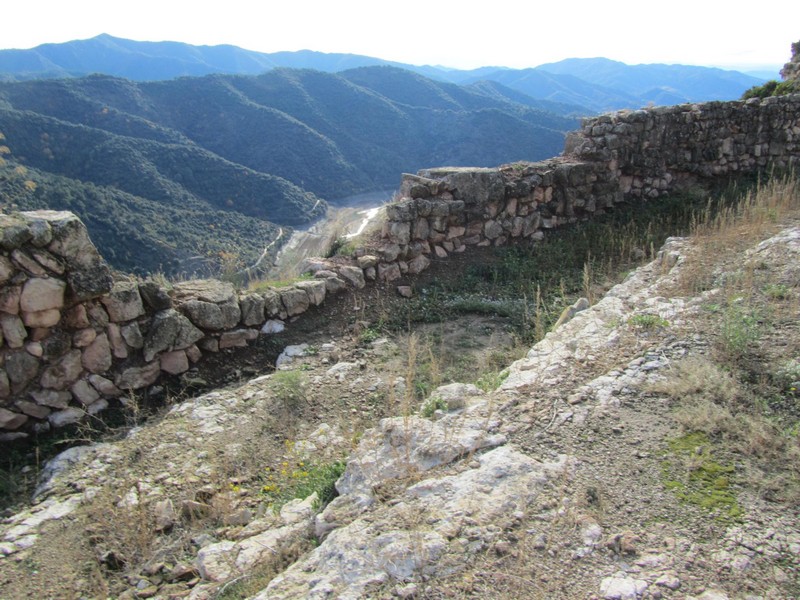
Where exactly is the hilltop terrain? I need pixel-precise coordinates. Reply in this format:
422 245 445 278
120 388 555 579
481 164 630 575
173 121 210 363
0 67 574 276
0 176 797 599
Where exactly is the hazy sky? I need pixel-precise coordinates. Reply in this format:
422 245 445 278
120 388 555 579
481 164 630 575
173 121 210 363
4 0 797 74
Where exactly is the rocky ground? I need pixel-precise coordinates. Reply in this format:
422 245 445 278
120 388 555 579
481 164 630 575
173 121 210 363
0 210 799 598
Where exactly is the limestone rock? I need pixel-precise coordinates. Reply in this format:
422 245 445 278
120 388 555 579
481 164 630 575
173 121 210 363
82 333 113 374
72 328 97 348
337 400 505 497
19 278 66 313
180 299 236 331
357 255 378 269
0 255 15 284
336 266 366 289
0 214 33 250
31 389 72 409
219 329 258 349
262 289 283 318
153 499 177 532
48 407 84 428
174 280 241 329
0 407 28 430
295 280 326 306
14 400 50 420
143 309 204 362
160 350 189 375
278 287 310 317
37 211 112 300
0 371 9 398
138 281 172 310
261 319 285 334
40 350 83 390
120 323 143 349
406 254 430 275
115 361 161 390
239 293 265 326
101 281 145 323
5 351 40 387
321 275 347 294
267 446 564 599
377 262 401 282
88 374 122 397
197 521 310 583
0 284 21 314
599 576 649 599
71 379 100 406
0 313 27 348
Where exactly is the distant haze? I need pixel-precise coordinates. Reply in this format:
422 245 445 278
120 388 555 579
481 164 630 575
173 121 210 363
2 0 795 76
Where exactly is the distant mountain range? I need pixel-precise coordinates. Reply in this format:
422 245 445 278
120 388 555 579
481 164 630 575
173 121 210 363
0 35 766 113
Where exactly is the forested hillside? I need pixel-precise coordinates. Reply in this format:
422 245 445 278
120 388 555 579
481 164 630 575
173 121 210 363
0 67 576 275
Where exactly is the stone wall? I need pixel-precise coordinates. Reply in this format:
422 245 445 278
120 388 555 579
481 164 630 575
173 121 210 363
373 94 800 270
1 93 799 439
0 212 367 441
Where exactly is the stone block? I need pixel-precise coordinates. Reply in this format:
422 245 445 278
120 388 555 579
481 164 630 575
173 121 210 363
296 280 326 306
219 330 254 349
146 309 204 361
22 308 61 328
6 351 40 387
0 313 27 348
377 263 401 282
115 361 161 390
88 374 123 397
101 281 145 322
15 400 50 420
71 379 100 406
336 266 366 289
121 323 144 349
279 287 310 317
40 349 83 390
0 284 21 315
83 333 113 373
406 254 431 275
49 408 84 428
239 293 265 326
0 408 28 430
160 350 189 375
31 389 72 409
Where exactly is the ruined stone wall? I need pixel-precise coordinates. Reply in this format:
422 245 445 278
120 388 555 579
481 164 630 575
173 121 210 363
1 94 799 439
373 94 800 273
0 211 367 441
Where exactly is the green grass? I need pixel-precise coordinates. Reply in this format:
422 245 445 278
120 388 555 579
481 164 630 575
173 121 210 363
662 432 743 522
260 458 346 511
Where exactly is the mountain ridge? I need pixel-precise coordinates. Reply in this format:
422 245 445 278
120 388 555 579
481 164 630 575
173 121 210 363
0 34 766 112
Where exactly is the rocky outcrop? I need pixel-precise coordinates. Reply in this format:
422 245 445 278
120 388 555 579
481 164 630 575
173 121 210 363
3 224 800 599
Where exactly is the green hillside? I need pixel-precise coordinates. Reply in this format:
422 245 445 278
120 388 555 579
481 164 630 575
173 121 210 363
0 67 577 275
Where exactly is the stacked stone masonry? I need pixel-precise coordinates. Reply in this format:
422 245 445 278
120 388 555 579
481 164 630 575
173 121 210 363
0 211 362 440
375 94 800 271
1 94 799 438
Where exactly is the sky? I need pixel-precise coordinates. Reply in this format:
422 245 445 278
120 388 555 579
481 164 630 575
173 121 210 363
3 0 798 75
